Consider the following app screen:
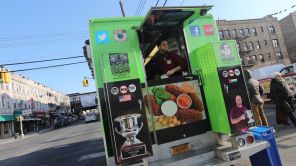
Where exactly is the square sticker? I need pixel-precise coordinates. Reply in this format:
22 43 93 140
190 26 201 36
95 31 110 44
203 24 214 36
114 29 127 42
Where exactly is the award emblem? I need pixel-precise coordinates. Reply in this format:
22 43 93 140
114 114 147 160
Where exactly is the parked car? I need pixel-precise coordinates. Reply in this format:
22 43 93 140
85 112 97 123
54 117 64 128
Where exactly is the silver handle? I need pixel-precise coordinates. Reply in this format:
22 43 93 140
115 127 122 135
138 99 142 111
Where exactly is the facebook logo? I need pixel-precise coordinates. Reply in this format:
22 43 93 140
190 26 201 36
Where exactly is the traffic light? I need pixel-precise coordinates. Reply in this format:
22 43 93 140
82 79 89 87
0 71 10 83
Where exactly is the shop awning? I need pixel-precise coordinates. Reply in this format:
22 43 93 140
0 115 15 122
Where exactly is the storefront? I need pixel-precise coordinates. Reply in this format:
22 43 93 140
0 108 15 139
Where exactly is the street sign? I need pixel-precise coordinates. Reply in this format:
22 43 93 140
22 109 32 115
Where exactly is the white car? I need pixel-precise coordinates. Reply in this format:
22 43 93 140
84 113 97 123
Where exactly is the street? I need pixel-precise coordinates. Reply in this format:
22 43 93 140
0 105 296 166
0 121 106 166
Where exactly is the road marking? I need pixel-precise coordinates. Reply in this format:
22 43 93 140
53 144 70 149
78 152 105 162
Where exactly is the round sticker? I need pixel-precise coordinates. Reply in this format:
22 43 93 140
128 84 136 93
120 86 128 94
229 70 234 77
235 69 240 76
111 87 119 95
222 71 229 78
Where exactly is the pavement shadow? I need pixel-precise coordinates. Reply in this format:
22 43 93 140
0 138 106 166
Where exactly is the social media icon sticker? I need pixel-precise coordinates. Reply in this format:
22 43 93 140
95 31 110 44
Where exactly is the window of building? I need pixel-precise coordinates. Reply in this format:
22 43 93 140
259 54 265 62
272 39 279 47
264 40 267 45
239 29 244 36
248 41 254 50
245 28 250 35
231 29 237 38
1 96 5 108
219 30 224 39
276 52 283 60
224 30 230 38
269 26 276 33
256 41 261 49
260 26 264 32
252 55 257 61
267 53 271 59
251 28 257 36
247 56 251 63
243 42 248 51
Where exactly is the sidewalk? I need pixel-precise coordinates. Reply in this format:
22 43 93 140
0 127 54 145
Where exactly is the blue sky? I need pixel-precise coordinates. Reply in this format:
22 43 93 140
0 0 295 94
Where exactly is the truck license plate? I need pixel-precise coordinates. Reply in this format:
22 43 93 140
171 143 190 156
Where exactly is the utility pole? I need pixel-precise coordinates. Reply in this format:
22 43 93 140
20 115 25 138
119 0 126 17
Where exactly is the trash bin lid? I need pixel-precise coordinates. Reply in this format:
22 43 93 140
248 126 275 135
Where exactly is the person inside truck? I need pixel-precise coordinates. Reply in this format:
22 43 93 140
230 94 248 133
147 39 188 80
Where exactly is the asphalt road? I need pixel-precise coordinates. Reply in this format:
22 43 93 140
0 121 106 166
0 105 295 166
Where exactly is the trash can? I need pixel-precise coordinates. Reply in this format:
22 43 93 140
248 126 282 166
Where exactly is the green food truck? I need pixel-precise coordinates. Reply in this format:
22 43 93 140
88 6 271 166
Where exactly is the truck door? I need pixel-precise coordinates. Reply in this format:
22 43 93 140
99 51 153 164
139 7 212 145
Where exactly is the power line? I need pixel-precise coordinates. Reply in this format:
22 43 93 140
135 0 144 16
0 36 86 46
0 31 88 41
10 61 87 72
180 0 186 6
139 0 147 15
2 56 84 66
155 0 160 7
163 0 168 7
0 37 85 49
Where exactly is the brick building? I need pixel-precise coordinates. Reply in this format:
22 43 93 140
280 11 296 63
217 15 290 70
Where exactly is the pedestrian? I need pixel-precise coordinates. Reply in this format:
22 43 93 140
244 69 268 126
270 72 296 126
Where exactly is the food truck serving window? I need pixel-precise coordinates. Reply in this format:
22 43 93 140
139 8 195 81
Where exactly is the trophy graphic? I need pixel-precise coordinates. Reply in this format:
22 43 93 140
114 113 147 161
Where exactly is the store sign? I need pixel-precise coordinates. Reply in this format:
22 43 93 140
0 108 14 116
36 112 46 117
22 109 32 115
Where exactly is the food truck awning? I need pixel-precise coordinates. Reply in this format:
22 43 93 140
139 6 213 31
139 6 213 59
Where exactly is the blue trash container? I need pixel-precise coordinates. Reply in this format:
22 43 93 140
248 126 282 166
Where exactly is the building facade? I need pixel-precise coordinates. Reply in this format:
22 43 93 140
0 68 70 139
280 11 296 63
217 15 290 70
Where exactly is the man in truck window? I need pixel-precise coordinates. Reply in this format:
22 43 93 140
148 40 187 80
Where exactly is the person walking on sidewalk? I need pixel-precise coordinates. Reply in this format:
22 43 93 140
244 69 268 126
270 72 296 126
